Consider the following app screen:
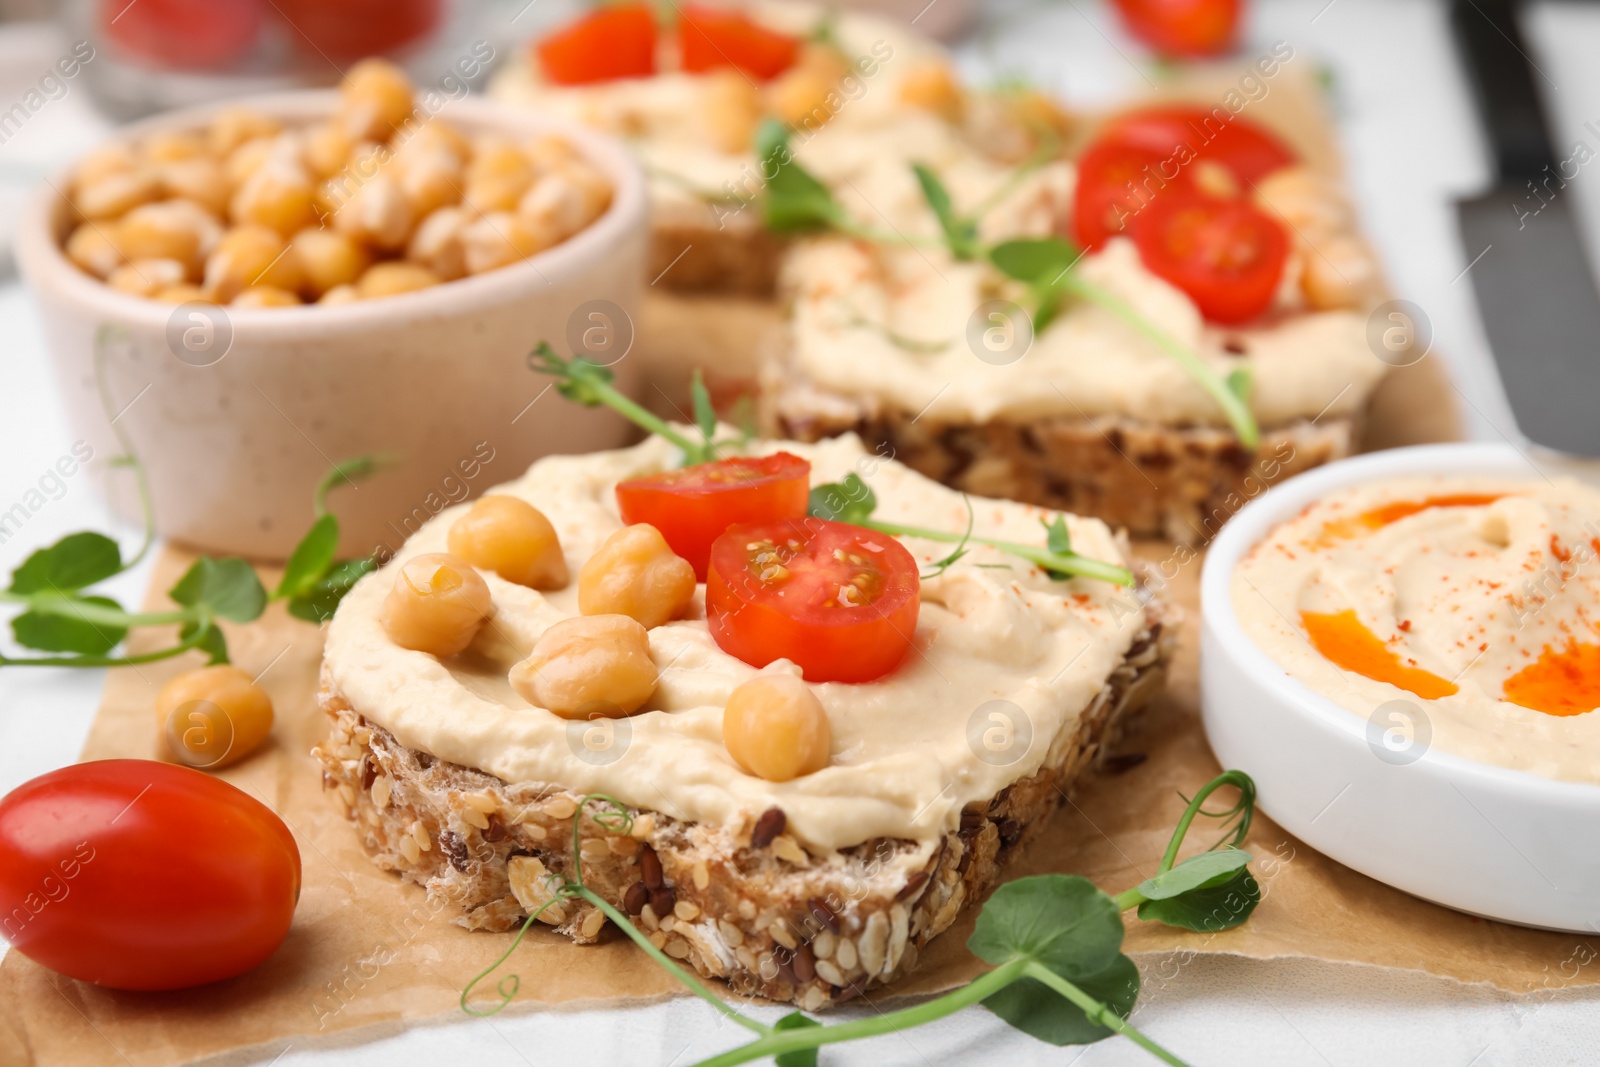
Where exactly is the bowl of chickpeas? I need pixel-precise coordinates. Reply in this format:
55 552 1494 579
16 60 648 561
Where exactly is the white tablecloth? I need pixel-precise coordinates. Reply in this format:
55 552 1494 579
3 1 1599 1062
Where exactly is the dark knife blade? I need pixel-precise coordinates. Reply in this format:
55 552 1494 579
1452 0 1600 457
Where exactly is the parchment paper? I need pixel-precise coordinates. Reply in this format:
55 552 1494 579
4 62 1590 1067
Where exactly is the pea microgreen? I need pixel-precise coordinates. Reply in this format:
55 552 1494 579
809 472 1133 586
0 329 387 667
461 772 1261 1066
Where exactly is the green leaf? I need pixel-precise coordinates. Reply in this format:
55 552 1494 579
10 532 122 594
1226 366 1253 404
169 558 267 623
772 1012 821 1067
807 473 877 525
757 120 844 233
1138 867 1260 932
1137 849 1252 901
968 875 1124 980
913 163 978 260
288 557 375 624
11 596 125 654
276 513 339 600
982 953 1139 1046
1043 515 1072 557
691 369 717 446
180 619 229 665
990 238 1079 284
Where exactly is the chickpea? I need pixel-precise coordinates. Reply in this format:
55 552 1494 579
397 119 471 167
157 665 274 770
1254 166 1350 241
115 199 220 275
518 173 588 243
208 106 281 156
509 614 657 719
331 171 414 250
320 283 362 305
897 59 964 123
156 157 232 216
203 224 302 301
230 159 318 236
381 552 493 657
143 130 210 164
524 134 580 172
357 261 439 299
1301 234 1378 311
704 70 762 154
464 138 535 212
460 211 548 274
578 524 695 630
291 228 371 297
721 674 831 782
557 158 613 221
74 168 161 219
64 222 124 278
768 46 847 129
224 135 282 186
108 258 187 296
153 283 212 304
303 121 356 180
448 495 569 590
338 58 416 141
74 142 139 186
398 150 463 218
407 205 471 280
232 285 302 307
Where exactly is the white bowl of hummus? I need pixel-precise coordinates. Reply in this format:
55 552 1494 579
1201 443 1600 932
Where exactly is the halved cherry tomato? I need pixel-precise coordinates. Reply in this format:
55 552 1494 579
1072 138 1195 249
1133 191 1289 324
706 517 920 683
1100 105 1296 185
616 453 811 579
680 4 801 80
103 0 262 70
536 3 657 86
1111 0 1241 58
0 759 300 991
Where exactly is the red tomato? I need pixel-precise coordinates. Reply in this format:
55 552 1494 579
1133 192 1289 323
616 453 811 579
1111 0 1241 57
102 0 262 70
1101 105 1296 185
706 517 920 683
680 4 801 80
1072 138 1194 250
275 0 440 61
0 759 301 991
536 3 658 86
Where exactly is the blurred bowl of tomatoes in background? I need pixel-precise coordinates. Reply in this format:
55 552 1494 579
61 0 508 120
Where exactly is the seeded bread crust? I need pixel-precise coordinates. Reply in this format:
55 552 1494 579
313 599 1174 1010
648 201 788 296
761 355 1362 543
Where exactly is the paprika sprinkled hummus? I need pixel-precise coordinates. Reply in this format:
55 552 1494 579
1232 475 1600 781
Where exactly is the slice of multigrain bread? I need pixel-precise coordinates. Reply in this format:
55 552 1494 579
762 351 1360 544
312 596 1174 1010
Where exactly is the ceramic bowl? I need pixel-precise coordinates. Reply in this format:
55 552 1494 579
16 92 648 560
1201 443 1600 932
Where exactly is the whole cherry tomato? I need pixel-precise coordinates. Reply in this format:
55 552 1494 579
102 0 262 70
275 0 440 61
535 3 658 86
0 759 301 991
679 4 801 80
1111 0 1242 58
1132 191 1289 323
616 453 811 579
706 517 920 683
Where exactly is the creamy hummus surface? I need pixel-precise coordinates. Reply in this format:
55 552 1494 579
785 236 1387 428
1232 475 1600 781
323 435 1148 853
